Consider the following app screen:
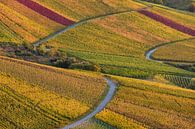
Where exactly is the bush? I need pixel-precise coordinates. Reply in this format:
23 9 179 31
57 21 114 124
47 48 58 57
189 4 195 12
54 57 76 68
22 42 34 51
70 62 101 72
15 49 33 56
37 45 47 56
53 56 101 72
189 78 195 89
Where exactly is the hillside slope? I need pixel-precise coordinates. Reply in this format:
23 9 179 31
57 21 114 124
96 75 195 129
0 0 63 43
0 55 108 128
0 0 195 128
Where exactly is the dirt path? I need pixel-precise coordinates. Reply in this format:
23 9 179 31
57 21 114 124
61 78 117 129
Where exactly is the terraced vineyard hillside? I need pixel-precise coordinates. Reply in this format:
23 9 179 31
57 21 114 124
96 76 195 129
0 56 107 129
153 38 195 62
0 0 64 43
0 0 195 129
44 9 195 78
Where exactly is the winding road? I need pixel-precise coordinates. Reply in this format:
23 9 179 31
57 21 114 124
32 6 154 47
2 0 195 128
146 47 161 63
33 10 135 47
30 7 149 129
145 38 195 64
22 1 194 127
61 78 117 129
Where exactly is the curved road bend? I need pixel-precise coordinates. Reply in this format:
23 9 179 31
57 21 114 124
30 6 151 129
33 7 153 47
33 10 134 47
145 38 195 64
61 78 117 129
146 47 162 63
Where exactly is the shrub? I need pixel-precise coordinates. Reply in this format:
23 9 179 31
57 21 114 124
37 45 47 56
47 48 58 57
15 50 33 56
189 78 195 89
189 4 195 12
54 57 76 68
22 42 34 51
70 62 101 72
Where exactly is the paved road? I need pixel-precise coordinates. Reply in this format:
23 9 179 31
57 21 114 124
31 7 150 129
33 10 133 47
61 78 117 129
146 47 162 63
145 38 195 64
33 6 153 47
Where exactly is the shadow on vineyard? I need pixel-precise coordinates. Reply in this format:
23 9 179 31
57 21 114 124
0 42 101 72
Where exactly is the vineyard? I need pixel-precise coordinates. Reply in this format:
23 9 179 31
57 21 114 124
74 118 115 129
163 74 193 88
69 50 195 78
47 11 190 56
95 76 195 129
0 56 107 106
0 73 88 128
151 6 195 29
16 0 75 26
0 0 195 128
34 0 146 20
152 74 195 89
0 56 109 128
152 38 195 62
138 9 195 36
0 0 63 43
44 10 194 78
